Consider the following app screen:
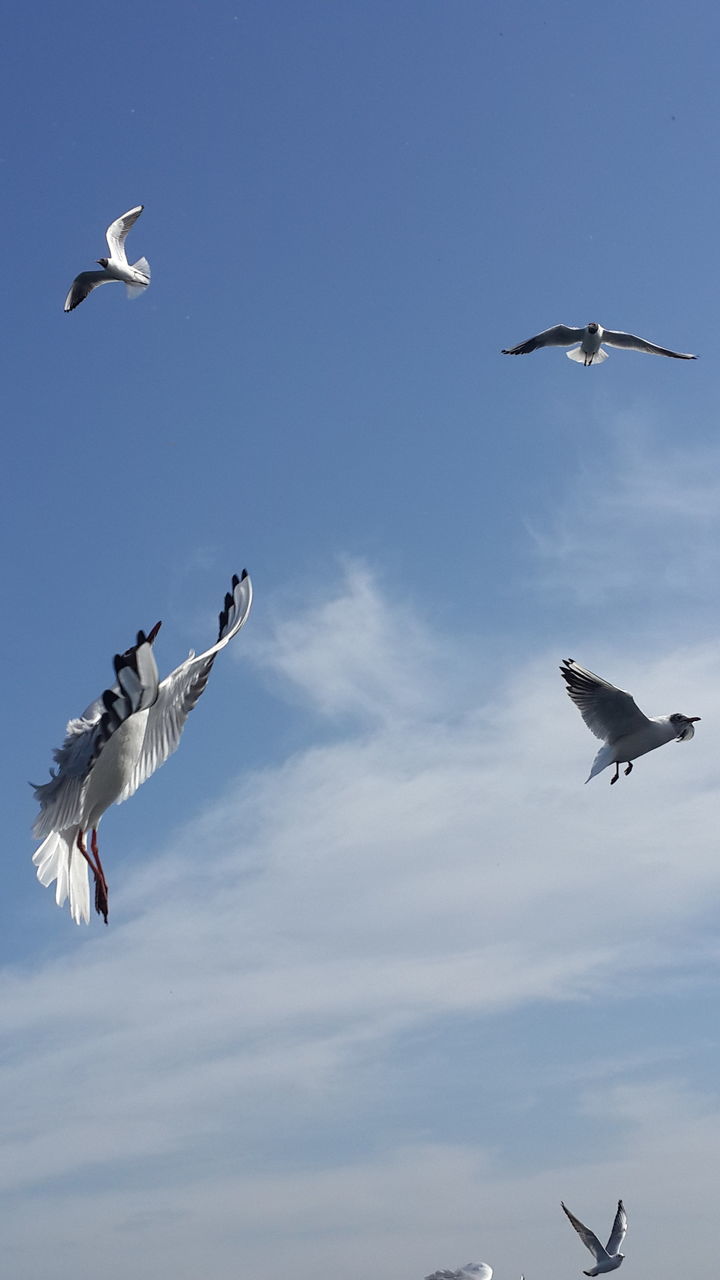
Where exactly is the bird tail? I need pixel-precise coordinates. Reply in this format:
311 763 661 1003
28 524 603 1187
32 827 90 925
586 743 615 782
126 257 151 298
566 345 608 364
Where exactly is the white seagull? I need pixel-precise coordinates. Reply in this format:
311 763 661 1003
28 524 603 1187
64 205 151 312
560 658 700 784
425 1265 524 1280
32 572 253 925
501 322 697 364
425 1265 494 1280
561 1200 627 1276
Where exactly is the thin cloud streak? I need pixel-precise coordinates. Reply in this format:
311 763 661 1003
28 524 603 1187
528 414 720 610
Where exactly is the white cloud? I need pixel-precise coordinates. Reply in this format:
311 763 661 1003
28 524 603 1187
5 564 720 1277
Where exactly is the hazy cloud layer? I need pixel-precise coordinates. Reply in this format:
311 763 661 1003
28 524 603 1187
5 564 720 1279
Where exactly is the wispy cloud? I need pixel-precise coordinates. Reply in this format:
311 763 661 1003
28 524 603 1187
5 564 720 1278
528 412 720 617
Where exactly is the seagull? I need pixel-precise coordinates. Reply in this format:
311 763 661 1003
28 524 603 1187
425 1265 494 1280
501 322 697 364
561 1200 627 1276
425 1265 524 1280
560 658 700 784
32 572 253 925
64 205 151 312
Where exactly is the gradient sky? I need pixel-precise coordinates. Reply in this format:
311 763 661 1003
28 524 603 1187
3 1 720 1276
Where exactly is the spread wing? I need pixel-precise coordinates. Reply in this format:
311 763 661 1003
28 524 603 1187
502 324 584 355
601 328 697 359
117 572 253 803
560 659 651 744
605 1200 627 1256
105 205 144 264
64 271 114 312
561 1203 608 1263
32 629 160 838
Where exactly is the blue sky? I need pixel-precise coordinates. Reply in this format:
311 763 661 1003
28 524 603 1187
3 0 720 1275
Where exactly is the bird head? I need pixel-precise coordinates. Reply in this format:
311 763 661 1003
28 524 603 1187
670 712 701 741
587 322 599 333
96 257 109 268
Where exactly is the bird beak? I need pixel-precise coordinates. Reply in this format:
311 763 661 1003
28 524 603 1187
147 621 162 643
688 716 701 722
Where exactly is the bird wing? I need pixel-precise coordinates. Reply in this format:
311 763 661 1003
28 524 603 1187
32 629 160 838
116 572 253 804
64 271 114 312
560 659 652 744
105 205 144 265
502 325 585 355
605 1201 627 1256
601 328 697 359
561 1203 608 1262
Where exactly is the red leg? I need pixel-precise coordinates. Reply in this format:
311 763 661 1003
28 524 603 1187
75 829 109 924
90 829 109 925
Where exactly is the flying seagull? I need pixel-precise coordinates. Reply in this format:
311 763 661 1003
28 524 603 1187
561 1200 627 1276
32 572 253 925
560 658 700 784
425 1265 524 1280
501 322 697 364
425 1265 494 1280
64 205 151 312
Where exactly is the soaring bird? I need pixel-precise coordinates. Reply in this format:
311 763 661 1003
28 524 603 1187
64 205 151 312
425 1265 494 1280
561 1200 627 1276
502 322 696 365
32 572 253 924
560 658 700 784
425 1265 524 1280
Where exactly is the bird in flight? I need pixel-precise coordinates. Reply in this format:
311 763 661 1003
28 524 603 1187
502 322 697 365
32 572 253 924
64 205 151 312
425 1265 494 1280
561 1200 627 1275
425 1264 523 1280
560 658 700 784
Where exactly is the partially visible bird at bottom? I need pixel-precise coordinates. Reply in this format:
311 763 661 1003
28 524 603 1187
32 572 252 924
561 1199 627 1276
425 1263 524 1280
560 658 700 783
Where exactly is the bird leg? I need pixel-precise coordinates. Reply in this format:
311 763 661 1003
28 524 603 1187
624 761 633 776
75 829 109 925
91 828 109 923
610 762 620 784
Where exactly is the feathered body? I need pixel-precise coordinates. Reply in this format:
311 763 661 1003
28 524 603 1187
33 573 252 923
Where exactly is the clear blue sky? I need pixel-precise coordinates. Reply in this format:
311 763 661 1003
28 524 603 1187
3 1 720 1276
